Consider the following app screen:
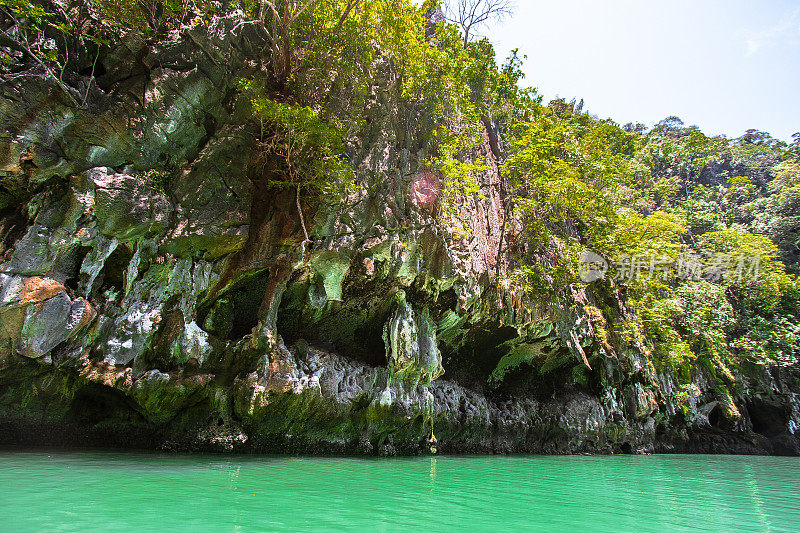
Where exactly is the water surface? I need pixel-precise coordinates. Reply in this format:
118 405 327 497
1 451 798 531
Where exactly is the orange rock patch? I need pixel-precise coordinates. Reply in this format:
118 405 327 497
18 277 66 305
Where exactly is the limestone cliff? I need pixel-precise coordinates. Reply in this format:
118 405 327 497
1 11 799 456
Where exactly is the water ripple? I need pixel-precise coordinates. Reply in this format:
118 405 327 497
1 452 799 532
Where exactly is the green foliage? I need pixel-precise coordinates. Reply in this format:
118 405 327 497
136 169 169 192
488 341 549 383
632 293 691 366
605 209 685 262
676 281 734 360
731 315 800 366
699 227 791 313
685 185 726 235
749 161 800 274
239 79 354 196
89 0 217 37
5 0 798 379
1 0 46 22
497 95 799 375
505 113 615 246
1 0 66 65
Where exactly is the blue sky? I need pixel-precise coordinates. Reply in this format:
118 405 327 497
483 0 800 142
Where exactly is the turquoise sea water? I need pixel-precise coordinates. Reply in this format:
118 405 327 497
0 451 798 532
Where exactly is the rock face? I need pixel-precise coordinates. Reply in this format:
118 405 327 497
0 276 95 360
383 291 444 386
1 13 799 456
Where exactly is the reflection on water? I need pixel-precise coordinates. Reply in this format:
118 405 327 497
1 451 799 532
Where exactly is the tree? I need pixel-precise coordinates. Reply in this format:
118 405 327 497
240 80 354 243
789 132 800 160
0 0 80 105
738 128 786 150
651 116 685 138
442 0 512 47
751 161 800 273
256 0 320 85
230 0 363 88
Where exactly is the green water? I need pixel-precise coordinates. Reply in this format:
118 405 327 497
1 452 799 532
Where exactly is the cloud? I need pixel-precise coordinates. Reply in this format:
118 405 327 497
744 8 800 57
745 39 761 58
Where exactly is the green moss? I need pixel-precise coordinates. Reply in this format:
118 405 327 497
163 235 247 260
0 363 79 422
203 298 234 338
310 251 351 302
540 348 574 375
489 343 539 383
571 364 589 386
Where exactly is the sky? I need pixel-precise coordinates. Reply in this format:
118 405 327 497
481 0 800 142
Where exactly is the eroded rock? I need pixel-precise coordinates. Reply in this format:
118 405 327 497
383 291 444 386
